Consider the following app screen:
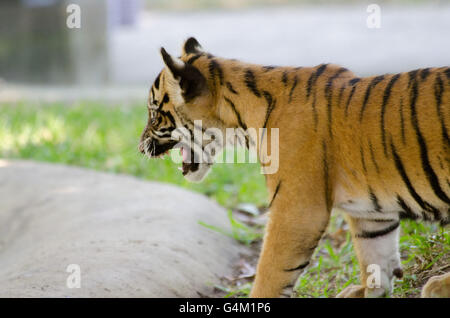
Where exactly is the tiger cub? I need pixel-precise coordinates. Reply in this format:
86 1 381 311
139 37 450 298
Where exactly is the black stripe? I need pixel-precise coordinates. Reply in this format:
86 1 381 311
263 65 277 71
288 75 298 103
244 69 261 97
326 68 348 90
158 93 170 108
372 219 397 223
158 126 175 134
311 95 318 129
306 64 328 98
262 91 276 128
226 81 238 95
244 134 250 149
360 75 385 122
160 110 176 128
344 85 357 117
444 68 450 79
410 79 450 205
224 96 246 129
325 68 348 136
154 115 163 127
268 181 281 208
390 140 441 220
397 195 419 220
285 261 309 272
349 78 360 85
186 54 202 65
323 141 332 212
399 98 406 144
209 59 224 85
337 84 346 107
356 222 399 239
326 89 333 137
282 71 288 86
360 146 367 173
420 68 431 81
154 72 162 89
380 74 401 157
307 64 329 127
369 187 382 212
306 72 315 97
434 74 450 145
315 63 328 77
407 69 419 87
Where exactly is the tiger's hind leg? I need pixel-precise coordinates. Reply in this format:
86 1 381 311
337 215 402 298
421 272 450 298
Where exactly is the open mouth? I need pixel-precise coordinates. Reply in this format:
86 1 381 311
140 140 200 176
179 147 199 175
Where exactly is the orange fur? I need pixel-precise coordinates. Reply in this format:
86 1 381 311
139 38 450 297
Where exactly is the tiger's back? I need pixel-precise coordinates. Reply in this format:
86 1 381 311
227 61 450 224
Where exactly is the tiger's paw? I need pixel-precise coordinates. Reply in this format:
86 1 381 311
421 272 450 298
335 285 365 298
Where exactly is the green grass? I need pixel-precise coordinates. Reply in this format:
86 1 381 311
213 212 448 298
295 215 449 298
0 101 447 298
394 220 449 297
295 222 360 298
199 210 263 246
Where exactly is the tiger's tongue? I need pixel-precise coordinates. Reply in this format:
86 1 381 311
180 147 188 162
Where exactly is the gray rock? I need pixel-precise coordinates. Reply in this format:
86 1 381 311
0 159 245 297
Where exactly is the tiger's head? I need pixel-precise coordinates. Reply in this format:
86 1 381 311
138 38 222 182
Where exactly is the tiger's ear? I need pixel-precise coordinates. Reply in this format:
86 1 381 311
160 47 207 102
182 37 203 55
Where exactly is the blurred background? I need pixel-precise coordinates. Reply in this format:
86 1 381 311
0 0 449 101
0 0 449 298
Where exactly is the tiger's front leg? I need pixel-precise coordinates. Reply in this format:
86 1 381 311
250 185 331 298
